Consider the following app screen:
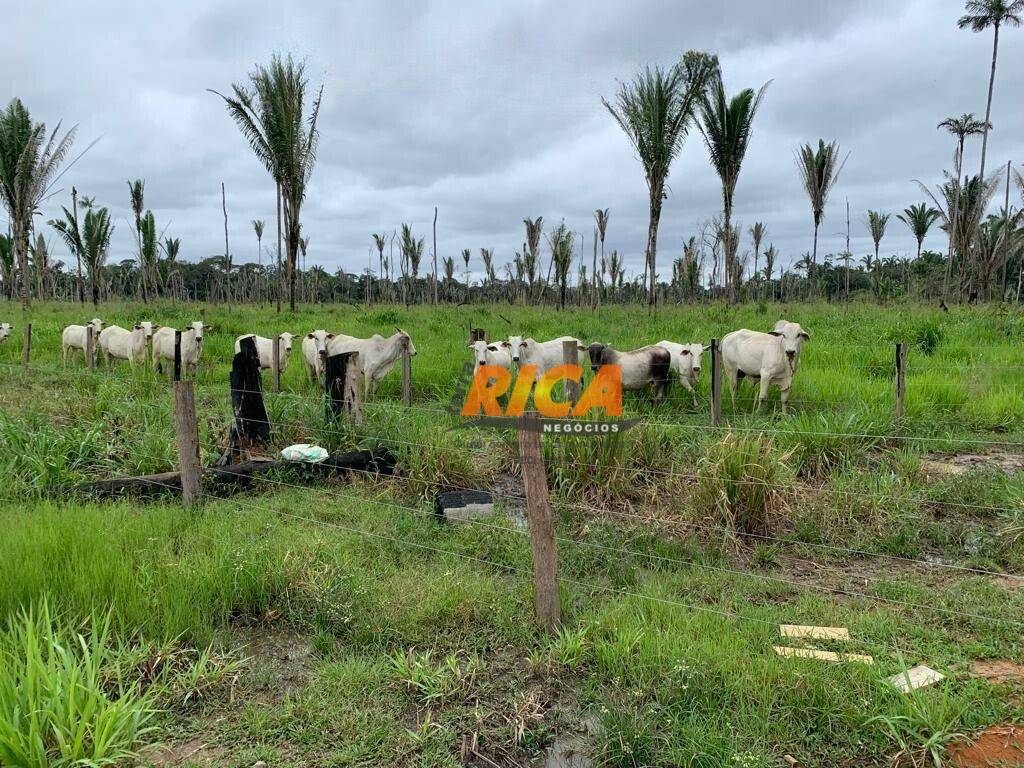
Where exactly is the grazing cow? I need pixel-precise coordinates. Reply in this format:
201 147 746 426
0 322 11 343
234 332 297 372
152 321 210 377
99 324 148 368
325 329 417 396
61 318 104 367
721 320 810 412
467 339 512 370
301 330 335 383
506 335 585 378
657 341 708 407
588 342 671 402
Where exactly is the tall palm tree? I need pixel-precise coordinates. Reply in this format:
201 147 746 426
937 113 988 296
897 203 941 260
139 210 158 299
400 223 423 305
0 98 77 309
603 51 717 309
958 0 1024 179
253 219 265 266
865 210 891 263
748 221 766 291
593 208 609 307
51 206 113 306
211 54 323 311
762 244 777 299
699 70 770 303
795 139 847 278
548 222 575 310
523 216 543 302
127 179 147 302
461 247 471 293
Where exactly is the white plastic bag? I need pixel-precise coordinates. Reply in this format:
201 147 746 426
280 443 329 463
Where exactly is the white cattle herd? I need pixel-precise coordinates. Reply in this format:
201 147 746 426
10 317 808 410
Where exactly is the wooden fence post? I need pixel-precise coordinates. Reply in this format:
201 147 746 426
710 338 722 427
173 330 182 382
469 327 486 343
517 411 561 635
562 339 580 406
22 323 31 367
174 380 202 506
86 324 95 373
271 335 282 392
401 337 412 407
895 342 907 422
344 351 363 425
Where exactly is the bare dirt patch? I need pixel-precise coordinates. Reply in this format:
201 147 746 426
920 451 1024 477
947 724 1024 767
970 660 1024 685
145 737 227 767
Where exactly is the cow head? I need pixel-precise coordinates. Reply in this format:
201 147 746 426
278 332 296 353
678 342 707 383
769 321 810 371
308 330 331 361
395 327 417 356
506 335 525 363
0 322 11 341
89 318 104 332
467 339 503 367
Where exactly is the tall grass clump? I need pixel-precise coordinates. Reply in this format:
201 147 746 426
0 603 157 767
0 412 111 497
696 432 789 536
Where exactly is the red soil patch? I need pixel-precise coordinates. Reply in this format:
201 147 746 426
948 724 1024 767
971 660 1024 685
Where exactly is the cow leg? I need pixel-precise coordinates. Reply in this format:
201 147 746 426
780 386 791 414
724 365 739 409
756 377 771 412
62 345 68 367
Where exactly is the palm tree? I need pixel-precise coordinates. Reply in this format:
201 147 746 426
461 247 471 294
372 233 386 298
795 139 847 279
400 223 423 305
252 219 265 266
593 208 609 307
442 255 455 300
603 51 717 309
957 0 1024 179
127 179 147 302
211 54 323 311
51 206 113 306
748 221 766 292
762 244 777 299
0 98 77 309
937 113 988 296
480 248 495 296
866 210 891 262
139 210 158 299
897 203 941 260
523 216 543 301
548 222 575 310
699 69 770 303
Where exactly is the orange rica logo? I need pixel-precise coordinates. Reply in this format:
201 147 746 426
461 364 623 419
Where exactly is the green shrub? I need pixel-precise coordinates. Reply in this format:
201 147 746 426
696 432 790 536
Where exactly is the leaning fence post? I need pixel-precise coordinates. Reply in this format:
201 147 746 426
271 335 282 392
344 351 363 424
174 380 202 507
517 411 561 635
895 341 907 422
22 323 31 367
710 338 722 427
401 337 412 407
562 339 580 407
173 330 182 381
86 324 96 373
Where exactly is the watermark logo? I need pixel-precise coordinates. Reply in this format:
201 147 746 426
450 363 638 434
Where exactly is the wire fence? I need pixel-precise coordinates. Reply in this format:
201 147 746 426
2 342 1023 643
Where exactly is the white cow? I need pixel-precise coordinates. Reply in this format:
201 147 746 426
325 329 417 396
301 330 335 383
99 324 148 368
0 322 11 343
587 343 672 402
506 335 585 378
61 318 104 367
152 321 210 377
721 320 810 412
467 339 512 370
657 341 708 407
234 332 297 372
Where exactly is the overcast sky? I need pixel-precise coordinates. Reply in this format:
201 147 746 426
6 0 1023 281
